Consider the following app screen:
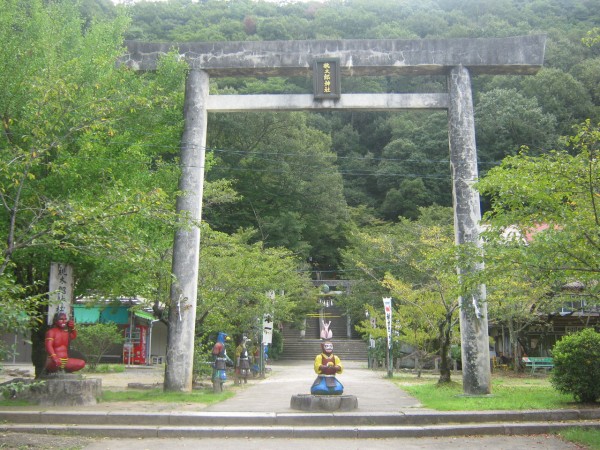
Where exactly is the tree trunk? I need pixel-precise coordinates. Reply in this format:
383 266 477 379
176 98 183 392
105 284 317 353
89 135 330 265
415 350 424 378
507 319 526 373
508 322 521 373
32 324 47 379
438 314 453 384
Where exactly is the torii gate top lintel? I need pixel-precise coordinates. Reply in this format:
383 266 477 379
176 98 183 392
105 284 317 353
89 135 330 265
122 34 546 77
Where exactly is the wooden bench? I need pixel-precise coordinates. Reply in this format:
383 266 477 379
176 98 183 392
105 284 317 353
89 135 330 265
522 357 554 374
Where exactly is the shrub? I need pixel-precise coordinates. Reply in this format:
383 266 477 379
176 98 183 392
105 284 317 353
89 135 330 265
550 328 600 403
71 323 124 370
193 339 214 383
0 380 45 400
269 329 283 360
84 364 125 374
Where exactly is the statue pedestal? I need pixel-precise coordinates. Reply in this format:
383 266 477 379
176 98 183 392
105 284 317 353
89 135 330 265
33 374 102 406
290 394 358 411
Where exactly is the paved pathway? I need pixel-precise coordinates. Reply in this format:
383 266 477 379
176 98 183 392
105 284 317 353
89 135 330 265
205 360 424 412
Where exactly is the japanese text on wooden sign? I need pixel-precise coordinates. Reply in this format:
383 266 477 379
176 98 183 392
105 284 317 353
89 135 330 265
48 262 74 324
313 58 341 99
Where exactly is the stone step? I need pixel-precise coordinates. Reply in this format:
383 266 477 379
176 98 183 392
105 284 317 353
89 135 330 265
279 338 368 361
5 409 599 426
2 410 599 439
4 421 600 439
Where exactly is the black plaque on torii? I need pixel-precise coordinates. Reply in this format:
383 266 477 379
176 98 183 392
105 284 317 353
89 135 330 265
313 58 341 100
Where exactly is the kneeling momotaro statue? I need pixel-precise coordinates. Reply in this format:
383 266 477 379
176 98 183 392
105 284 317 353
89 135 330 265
311 340 343 395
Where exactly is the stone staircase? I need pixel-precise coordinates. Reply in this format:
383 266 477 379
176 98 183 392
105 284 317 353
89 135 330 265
278 337 368 361
279 307 368 361
2 409 599 439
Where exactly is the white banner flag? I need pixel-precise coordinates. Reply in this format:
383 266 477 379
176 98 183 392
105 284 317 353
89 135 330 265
383 297 392 349
262 314 274 344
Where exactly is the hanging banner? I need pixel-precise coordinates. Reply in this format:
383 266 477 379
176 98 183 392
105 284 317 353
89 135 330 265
48 262 74 324
262 313 274 344
383 297 392 349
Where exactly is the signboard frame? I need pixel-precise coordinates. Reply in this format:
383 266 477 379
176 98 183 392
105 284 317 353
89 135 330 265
313 58 341 100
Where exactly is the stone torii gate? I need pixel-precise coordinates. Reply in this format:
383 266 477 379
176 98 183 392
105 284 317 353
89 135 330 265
122 35 546 394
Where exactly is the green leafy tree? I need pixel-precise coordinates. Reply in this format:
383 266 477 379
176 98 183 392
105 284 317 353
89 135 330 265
475 88 558 164
381 180 430 221
521 69 596 135
0 0 185 291
477 121 600 304
381 209 462 383
0 275 44 363
550 328 600 403
207 111 350 269
70 322 124 370
375 112 452 219
582 27 600 47
477 121 600 367
0 0 200 375
571 58 600 106
342 206 461 382
196 226 317 342
482 249 558 370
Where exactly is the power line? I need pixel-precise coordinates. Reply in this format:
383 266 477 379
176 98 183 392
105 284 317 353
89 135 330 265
31 132 503 167
8 134 501 179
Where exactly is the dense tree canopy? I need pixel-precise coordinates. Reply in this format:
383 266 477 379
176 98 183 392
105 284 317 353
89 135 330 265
2 0 600 366
196 226 317 337
343 205 461 381
0 0 314 363
117 0 600 236
477 120 600 298
475 119 600 364
0 0 187 299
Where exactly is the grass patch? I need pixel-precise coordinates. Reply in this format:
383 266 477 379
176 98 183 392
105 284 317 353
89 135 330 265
0 398 33 406
393 371 600 449
558 428 600 449
394 372 577 410
82 364 125 374
101 388 234 405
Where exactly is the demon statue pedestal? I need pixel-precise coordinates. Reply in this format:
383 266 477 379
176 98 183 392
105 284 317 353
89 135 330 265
290 340 358 411
33 312 100 406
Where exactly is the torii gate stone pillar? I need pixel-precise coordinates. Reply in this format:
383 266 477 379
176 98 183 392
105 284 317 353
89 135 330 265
164 69 208 391
121 35 546 394
448 65 490 394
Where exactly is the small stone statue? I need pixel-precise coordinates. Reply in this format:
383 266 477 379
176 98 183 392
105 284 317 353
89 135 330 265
311 340 343 395
44 312 86 374
320 320 333 340
211 331 232 392
235 336 251 384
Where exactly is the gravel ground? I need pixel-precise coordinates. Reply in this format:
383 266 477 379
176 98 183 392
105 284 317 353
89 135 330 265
0 433 582 450
0 363 220 412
